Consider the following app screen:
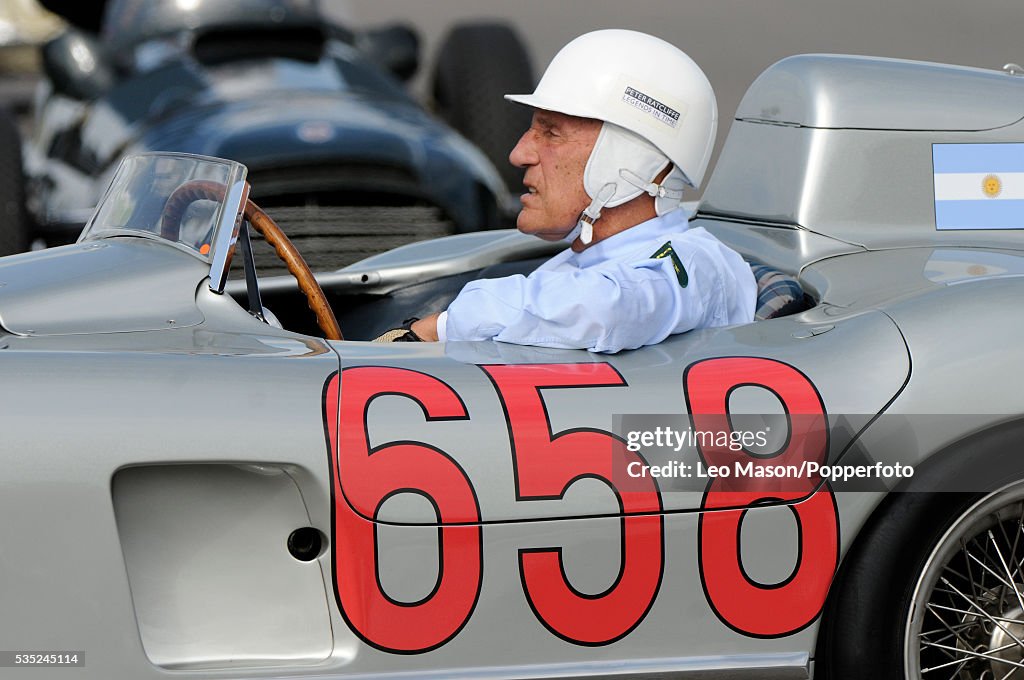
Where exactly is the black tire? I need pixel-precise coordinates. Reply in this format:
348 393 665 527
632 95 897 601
432 22 534 194
0 107 30 255
817 424 1024 679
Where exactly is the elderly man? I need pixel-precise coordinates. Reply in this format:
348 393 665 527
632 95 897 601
383 29 755 352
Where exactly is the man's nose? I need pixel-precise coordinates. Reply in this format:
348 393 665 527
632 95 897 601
508 129 537 168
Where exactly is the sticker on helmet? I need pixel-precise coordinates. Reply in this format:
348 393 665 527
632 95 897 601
622 86 681 129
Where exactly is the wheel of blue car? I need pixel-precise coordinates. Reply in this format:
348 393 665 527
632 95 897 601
817 427 1024 679
0 107 30 255
244 200 343 341
432 22 534 194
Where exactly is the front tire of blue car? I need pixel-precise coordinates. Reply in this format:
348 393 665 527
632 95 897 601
432 22 533 195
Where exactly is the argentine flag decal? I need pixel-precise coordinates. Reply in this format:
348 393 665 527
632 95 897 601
933 143 1024 230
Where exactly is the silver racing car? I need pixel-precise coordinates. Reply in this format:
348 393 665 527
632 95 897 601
2 53 1024 679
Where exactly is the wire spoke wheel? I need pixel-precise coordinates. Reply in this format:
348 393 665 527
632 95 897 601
908 482 1024 679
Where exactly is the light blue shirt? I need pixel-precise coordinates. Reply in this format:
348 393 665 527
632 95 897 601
440 209 756 353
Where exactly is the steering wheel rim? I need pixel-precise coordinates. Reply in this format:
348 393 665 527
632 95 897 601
160 179 343 341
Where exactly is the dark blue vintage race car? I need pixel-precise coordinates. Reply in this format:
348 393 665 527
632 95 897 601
0 0 532 269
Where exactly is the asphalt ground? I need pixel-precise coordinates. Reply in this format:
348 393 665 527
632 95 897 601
328 0 1024 193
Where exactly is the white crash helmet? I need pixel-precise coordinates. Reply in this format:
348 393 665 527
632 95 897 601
506 29 717 243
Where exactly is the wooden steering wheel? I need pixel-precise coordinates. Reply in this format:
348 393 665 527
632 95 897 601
160 179 343 341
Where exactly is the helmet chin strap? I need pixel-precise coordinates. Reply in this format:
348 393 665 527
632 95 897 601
571 183 616 245
568 168 686 246
618 166 684 213
561 222 583 244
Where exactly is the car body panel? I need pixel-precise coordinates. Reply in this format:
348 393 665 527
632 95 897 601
0 330 340 676
320 510 819 678
0 238 207 335
326 310 908 523
264 230 565 295
113 464 336 668
0 315 837 678
697 218 864 280
735 54 1024 131
705 55 1024 255
704 121 1024 251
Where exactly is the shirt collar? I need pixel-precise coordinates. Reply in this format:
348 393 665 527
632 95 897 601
570 208 692 267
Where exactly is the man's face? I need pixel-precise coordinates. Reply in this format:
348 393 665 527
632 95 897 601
508 110 601 240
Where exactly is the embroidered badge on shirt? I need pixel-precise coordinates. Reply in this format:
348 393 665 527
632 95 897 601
651 241 688 287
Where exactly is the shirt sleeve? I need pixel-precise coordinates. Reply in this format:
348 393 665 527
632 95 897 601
443 253 723 353
435 311 448 342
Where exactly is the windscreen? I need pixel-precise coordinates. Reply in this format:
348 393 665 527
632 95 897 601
81 153 247 263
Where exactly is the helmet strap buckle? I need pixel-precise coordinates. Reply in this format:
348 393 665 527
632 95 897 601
574 183 617 245
619 168 684 202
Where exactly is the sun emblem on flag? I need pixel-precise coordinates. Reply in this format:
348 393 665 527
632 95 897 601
982 174 1002 198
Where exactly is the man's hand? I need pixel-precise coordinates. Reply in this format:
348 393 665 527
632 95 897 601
371 313 442 343
411 313 441 341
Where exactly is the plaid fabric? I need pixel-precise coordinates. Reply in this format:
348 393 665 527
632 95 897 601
751 263 808 320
